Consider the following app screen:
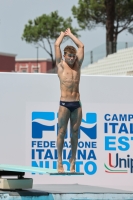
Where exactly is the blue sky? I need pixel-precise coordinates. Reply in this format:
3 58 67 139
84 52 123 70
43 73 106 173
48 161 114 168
0 0 132 60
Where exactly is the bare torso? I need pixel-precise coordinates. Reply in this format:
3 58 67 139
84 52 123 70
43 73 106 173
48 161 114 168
58 59 80 101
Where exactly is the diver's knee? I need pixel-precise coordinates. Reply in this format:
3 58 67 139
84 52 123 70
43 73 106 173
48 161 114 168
71 129 78 138
58 130 66 139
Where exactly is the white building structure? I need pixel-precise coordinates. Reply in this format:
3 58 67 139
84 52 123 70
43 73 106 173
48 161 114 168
81 47 133 76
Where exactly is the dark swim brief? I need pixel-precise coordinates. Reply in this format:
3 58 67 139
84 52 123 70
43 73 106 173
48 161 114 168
60 101 81 112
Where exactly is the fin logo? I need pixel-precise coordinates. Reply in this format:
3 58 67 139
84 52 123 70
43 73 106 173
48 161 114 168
80 112 97 139
32 112 97 139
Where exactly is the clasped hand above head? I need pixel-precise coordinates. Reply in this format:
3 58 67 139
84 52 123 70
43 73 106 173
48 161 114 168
60 28 72 37
64 28 72 36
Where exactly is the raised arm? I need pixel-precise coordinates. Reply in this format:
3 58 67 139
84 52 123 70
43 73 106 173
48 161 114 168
54 32 65 65
64 28 84 67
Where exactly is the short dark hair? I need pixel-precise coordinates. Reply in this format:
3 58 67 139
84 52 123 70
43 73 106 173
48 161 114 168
64 46 77 55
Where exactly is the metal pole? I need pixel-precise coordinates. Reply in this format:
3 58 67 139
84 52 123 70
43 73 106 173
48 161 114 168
36 47 39 72
125 42 128 48
90 51 93 64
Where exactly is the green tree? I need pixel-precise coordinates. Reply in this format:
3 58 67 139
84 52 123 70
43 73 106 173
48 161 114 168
72 0 133 55
22 11 79 69
105 0 115 55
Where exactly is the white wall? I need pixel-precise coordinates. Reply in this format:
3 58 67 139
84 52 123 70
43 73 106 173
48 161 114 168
0 73 133 191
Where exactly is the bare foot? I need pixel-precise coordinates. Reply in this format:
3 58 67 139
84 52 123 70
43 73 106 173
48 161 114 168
57 160 64 173
69 158 75 172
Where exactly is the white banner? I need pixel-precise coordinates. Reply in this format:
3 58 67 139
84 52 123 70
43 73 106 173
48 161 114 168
25 102 133 188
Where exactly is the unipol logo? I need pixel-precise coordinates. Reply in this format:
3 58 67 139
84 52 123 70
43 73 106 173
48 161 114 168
32 112 97 139
31 111 98 175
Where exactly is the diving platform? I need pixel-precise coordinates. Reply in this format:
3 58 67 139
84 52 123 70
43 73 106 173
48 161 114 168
0 164 84 190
